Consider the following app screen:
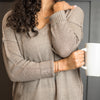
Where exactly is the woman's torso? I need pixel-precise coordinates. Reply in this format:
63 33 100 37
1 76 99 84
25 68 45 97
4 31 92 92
4 9 83 100
12 14 62 100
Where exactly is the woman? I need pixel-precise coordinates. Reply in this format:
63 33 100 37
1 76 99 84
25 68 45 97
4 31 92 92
2 0 85 100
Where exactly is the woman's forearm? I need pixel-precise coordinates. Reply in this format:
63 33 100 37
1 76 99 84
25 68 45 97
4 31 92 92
54 58 70 73
54 49 86 73
54 61 59 73
59 58 70 71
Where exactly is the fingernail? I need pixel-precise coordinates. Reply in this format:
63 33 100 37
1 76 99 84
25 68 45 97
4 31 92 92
74 5 77 7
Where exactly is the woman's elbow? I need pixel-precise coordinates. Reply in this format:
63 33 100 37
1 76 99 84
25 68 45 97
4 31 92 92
56 39 81 58
7 72 17 82
7 68 22 82
55 47 73 58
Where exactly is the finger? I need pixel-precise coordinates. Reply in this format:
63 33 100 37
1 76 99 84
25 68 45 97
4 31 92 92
77 62 85 68
69 6 75 9
78 53 85 57
75 51 85 56
75 56 85 62
56 63 58 72
73 53 85 59
73 50 85 54
77 50 85 53
74 5 77 8
80 61 85 66
76 55 85 60
80 58 85 63
78 61 85 68
75 52 85 57
69 5 77 9
79 57 85 62
78 54 85 58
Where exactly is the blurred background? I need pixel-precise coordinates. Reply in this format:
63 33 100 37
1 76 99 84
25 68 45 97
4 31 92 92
0 0 100 100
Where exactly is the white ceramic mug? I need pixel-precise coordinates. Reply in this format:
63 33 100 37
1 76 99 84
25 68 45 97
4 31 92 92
81 43 100 77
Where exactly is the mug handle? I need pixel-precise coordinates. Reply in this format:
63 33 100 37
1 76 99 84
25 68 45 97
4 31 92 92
81 48 87 70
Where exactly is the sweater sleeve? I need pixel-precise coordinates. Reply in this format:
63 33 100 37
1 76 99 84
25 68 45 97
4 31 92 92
49 6 84 58
2 11 55 82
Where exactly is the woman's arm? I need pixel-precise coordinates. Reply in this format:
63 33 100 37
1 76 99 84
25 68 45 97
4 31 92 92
55 49 85 72
2 11 56 82
49 2 84 58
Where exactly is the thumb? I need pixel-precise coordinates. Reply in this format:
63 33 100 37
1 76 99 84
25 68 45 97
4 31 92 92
70 5 77 9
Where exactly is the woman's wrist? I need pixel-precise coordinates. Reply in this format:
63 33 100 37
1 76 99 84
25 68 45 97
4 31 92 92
53 9 65 13
63 58 70 71
59 58 70 71
54 60 61 73
54 57 71 73
53 1 76 13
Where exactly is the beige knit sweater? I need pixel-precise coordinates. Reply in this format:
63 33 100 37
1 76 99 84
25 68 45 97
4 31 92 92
2 6 84 100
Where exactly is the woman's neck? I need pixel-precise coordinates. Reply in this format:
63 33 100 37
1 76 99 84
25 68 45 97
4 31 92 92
40 0 55 15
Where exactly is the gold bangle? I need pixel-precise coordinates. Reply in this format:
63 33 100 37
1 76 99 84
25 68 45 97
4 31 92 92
57 61 59 72
56 61 58 73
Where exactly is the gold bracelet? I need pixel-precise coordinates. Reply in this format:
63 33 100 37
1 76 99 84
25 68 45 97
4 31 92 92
57 61 59 72
55 61 58 73
56 61 58 72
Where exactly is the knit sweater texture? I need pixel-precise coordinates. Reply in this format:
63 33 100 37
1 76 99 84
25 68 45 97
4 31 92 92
2 6 84 100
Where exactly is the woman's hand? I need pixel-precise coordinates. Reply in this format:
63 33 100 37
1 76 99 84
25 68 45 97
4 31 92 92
67 50 85 70
53 1 76 13
54 50 85 73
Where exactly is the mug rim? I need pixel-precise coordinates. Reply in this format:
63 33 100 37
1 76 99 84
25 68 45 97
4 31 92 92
86 43 100 45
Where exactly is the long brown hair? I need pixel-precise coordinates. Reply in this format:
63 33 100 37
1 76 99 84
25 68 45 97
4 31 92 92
6 0 60 38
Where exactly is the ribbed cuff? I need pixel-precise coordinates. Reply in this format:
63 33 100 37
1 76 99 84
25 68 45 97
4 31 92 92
40 60 55 78
49 10 67 24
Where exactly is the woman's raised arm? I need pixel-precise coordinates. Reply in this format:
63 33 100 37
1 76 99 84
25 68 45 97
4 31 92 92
49 3 84 58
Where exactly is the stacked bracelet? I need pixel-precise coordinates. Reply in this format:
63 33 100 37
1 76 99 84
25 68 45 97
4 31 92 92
57 61 59 72
55 61 58 72
55 61 60 72
56 61 58 72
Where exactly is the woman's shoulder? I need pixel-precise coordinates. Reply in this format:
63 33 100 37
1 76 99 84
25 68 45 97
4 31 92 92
2 10 13 26
2 10 16 41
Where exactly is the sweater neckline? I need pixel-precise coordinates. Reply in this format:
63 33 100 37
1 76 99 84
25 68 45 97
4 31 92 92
28 23 50 37
34 23 50 32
